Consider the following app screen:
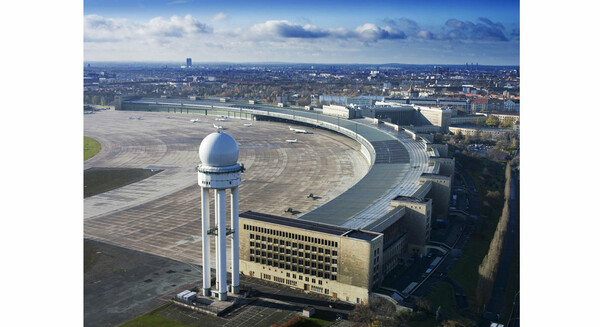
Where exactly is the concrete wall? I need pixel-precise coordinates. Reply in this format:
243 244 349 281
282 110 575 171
419 174 451 220
239 218 378 303
390 198 432 255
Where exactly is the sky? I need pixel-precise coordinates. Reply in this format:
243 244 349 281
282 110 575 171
84 0 520 65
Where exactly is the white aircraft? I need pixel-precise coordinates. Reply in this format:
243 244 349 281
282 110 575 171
166 116 172 119
213 123 223 129
286 139 297 143
137 117 143 120
243 123 253 127
289 126 310 134
215 116 228 121
190 118 199 123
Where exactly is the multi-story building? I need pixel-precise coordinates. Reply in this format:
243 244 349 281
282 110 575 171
239 211 383 304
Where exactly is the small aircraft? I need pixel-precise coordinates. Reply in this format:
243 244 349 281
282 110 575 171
289 126 310 134
215 116 228 121
285 139 297 143
190 118 199 123
243 123 253 127
166 116 173 119
213 123 223 129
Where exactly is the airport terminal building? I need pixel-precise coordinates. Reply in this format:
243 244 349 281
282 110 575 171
116 97 454 304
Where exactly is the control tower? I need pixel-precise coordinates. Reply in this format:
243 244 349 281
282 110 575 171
197 131 243 300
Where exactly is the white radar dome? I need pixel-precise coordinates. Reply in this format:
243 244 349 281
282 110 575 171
199 131 239 167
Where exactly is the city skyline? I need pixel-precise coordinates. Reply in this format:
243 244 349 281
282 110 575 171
84 0 520 65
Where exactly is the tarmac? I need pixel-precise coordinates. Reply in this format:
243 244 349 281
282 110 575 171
84 110 369 277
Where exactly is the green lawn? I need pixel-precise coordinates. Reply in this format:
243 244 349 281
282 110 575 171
84 167 162 198
449 154 506 304
118 304 189 327
283 312 336 327
84 136 101 161
426 282 460 319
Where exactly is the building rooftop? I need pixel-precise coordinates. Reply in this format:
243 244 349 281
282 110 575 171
240 211 380 241
392 195 426 203
240 211 351 236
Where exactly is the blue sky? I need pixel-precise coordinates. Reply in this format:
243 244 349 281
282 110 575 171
84 0 520 65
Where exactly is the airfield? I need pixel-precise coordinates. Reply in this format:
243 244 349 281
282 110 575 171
84 110 370 267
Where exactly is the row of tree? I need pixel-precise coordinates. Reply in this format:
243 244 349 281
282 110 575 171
474 115 516 129
475 162 513 307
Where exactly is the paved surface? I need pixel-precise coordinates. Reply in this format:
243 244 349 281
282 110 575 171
84 110 369 268
85 239 355 327
84 239 203 327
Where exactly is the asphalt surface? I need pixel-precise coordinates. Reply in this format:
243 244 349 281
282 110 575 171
84 239 355 327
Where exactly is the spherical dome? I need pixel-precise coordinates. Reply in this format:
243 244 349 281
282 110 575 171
199 131 239 167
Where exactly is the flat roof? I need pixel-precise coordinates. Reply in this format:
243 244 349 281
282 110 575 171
240 211 350 236
392 195 426 203
240 211 380 241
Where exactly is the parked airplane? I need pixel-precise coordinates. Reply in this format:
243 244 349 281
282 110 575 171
243 123 253 127
190 118 199 123
288 126 310 134
213 123 224 129
215 116 228 121
166 116 173 119
286 139 297 143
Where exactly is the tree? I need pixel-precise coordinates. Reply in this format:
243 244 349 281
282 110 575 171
485 115 500 127
500 117 516 128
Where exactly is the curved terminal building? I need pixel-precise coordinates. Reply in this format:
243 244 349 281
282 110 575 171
113 96 455 303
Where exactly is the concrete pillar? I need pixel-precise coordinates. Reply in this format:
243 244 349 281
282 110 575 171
201 187 211 296
217 189 228 300
231 186 240 294
214 189 220 294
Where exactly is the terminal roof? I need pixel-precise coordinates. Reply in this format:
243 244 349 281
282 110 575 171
240 211 380 241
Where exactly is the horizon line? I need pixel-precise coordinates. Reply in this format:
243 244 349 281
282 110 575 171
84 60 520 67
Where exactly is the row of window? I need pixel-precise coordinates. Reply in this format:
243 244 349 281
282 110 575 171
250 247 338 265
249 237 338 256
249 246 338 263
243 224 339 248
250 257 338 280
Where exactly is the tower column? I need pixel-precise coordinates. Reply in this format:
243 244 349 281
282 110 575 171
231 186 240 294
201 187 211 296
214 189 220 294
217 189 228 300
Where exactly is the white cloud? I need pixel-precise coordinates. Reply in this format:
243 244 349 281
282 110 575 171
84 14 211 42
211 12 229 22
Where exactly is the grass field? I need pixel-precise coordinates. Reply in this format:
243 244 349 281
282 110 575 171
118 303 189 327
277 311 337 327
426 281 460 319
84 136 101 161
84 167 162 198
449 154 506 307
84 239 98 273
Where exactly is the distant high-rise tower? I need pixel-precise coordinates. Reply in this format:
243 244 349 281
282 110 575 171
186 58 192 68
